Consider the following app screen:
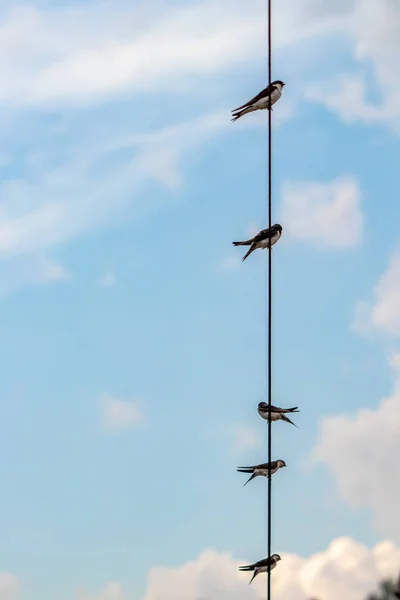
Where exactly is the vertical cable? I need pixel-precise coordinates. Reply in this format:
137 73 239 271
267 0 273 598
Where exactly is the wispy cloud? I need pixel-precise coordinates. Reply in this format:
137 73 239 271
100 396 145 433
0 254 67 298
217 256 241 271
281 176 363 248
0 573 20 600
0 0 347 109
0 1 265 108
98 271 116 288
222 424 261 454
306 1 400 132
76 582 125 600
353 251 400 337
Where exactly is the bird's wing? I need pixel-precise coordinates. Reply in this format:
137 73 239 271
249 228 274 244
254 556 274 568
232 84 273 112
238 462 270 471
238 563 256 570
259 403 281 412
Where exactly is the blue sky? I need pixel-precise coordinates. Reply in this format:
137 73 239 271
1 1 400 599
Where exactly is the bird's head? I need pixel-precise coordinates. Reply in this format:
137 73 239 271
272 554 282 562
274 224 283 232
277 460 286 468
273 80 285 89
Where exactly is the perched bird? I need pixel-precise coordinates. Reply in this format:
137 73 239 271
233 224 282 262
237 459 286 486
258 402 299 427
239 554 282 585
231 81 285 122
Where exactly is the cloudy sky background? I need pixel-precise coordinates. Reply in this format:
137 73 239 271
0 0 400 599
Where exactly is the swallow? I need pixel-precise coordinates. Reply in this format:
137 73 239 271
237 459 286 486
233 224 282 262
231 81 285 122
239 554 282 585
258 402 299 427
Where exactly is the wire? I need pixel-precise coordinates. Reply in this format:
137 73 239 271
267 0 273 598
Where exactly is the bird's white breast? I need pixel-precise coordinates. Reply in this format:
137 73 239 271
258 407 279 421
257 566 269 574
257 231 280 250
256 88 282 110
256 469 269 478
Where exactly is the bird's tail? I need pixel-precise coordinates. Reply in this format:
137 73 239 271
232 240 251 246
282 414 298 428
249 570 258 585
231 112 243 123
242 244 256 262
238 565 252 571
237 468 253 473
243 472 257 487
231 105 254 122
283 407 299 413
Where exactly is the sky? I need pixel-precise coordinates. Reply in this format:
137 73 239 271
0 0 400 599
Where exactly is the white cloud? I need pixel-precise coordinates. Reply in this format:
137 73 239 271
0 0 353 109
0 110 229 260
0 254 67 298
0 103 292 295
311 353 400 540
306 1 400 130
218 256 241 271
0 103 293 263
0 1 262 107
307 74 388 124
98 271 116 288
222 424 261 454
281 176 363 248
100 396 145 433
0 574 19 600
76 582 125 600
0 0 392 298
142 539 400 600
353 252 400 337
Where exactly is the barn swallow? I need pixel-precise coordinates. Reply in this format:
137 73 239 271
258 402 299 427
233 224 282 262
232 81 285 122
239 554 282 584
237 459 286 486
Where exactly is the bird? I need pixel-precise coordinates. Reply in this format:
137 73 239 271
237 459 286 486
231 80 285 122
239 554 282 585
258 402 299 427
233 224 282 262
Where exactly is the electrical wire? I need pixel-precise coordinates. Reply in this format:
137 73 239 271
266 0 273 598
